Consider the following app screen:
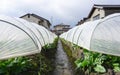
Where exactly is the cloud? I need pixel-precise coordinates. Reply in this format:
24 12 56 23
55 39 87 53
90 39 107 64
0 0 119 27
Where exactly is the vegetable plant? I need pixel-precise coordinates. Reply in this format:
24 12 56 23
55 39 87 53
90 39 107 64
75 48 120 74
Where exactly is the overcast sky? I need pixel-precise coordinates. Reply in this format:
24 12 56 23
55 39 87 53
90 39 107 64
0 0 120 27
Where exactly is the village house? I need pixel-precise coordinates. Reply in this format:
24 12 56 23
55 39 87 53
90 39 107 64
20 13 51 30
77 4 120 25
53 23 71 35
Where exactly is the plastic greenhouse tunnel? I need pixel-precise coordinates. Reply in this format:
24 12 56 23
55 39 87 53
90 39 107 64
60 13 120 56
0 15 57 60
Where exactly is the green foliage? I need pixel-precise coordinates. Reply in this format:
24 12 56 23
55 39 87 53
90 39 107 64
60 38 120 74
94 65 106 73
42 38 58 52
0 57 34 75
75 48 120 74
113 63 120 72
103 55 120 72
39 37 58 75
0 38 58 75
75 50 106 73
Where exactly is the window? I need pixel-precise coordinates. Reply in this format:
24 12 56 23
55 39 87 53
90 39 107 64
28 14 30 18
38 20 44 25
38 21 41 25
93 14 100 21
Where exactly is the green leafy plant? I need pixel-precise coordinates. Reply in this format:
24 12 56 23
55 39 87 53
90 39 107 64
94 65 106 73
75 49 107 74
113 63 120 72
0 38 58 75
60 39 120 74
0 57 32 75
75 48 120 74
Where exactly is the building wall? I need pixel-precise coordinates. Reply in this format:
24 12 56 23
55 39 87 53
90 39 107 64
21 15 40 24
21 15 50 30
42 20 50 29
63 25 70 28
54 26 64 30
90 8 105 21
54 25 70 35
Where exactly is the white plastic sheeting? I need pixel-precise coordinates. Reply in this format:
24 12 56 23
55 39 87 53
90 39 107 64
0 15 57 60
60 13 120 56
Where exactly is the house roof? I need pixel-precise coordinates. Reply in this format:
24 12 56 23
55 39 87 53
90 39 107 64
88 4 120 18
54 24 70 27
20 13 51 26
55 23 70 26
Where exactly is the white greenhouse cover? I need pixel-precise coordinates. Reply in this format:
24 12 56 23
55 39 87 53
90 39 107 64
60 13 120 56
0 15 57 60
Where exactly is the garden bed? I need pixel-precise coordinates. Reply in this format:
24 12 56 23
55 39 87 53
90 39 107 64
61 39 120 75
0 38 58 75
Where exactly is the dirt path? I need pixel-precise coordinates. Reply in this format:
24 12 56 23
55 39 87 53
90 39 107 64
53 40 73 75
